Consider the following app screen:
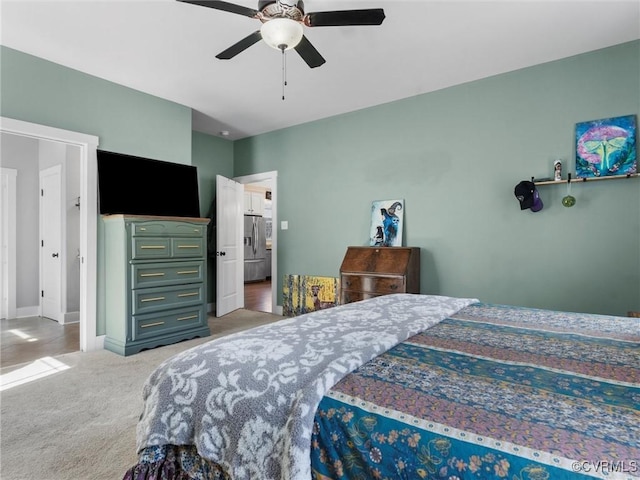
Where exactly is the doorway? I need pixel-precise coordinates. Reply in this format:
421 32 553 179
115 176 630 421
0 117 100 352
2 138 80 325
234 171 278 315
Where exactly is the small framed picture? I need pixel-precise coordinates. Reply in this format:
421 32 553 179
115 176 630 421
369 199 403 247
554 160 562 181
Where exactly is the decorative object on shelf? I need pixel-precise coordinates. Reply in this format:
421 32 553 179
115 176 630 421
554 159 562 181
562 173 576 207
370 199 404 246
575 114 637 179
514 181 543 212
282 274 339 316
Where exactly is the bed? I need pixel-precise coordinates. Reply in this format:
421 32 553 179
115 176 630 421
123 294 639 480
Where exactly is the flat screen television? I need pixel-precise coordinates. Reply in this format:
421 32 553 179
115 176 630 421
97 150 200 218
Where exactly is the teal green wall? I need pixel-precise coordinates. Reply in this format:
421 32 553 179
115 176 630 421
192 131 234 218
2 42 638 323
191 131 234 304
1 47 192 163
234 41 640 316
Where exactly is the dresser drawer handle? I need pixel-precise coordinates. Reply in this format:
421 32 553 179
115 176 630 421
140 272 165 277
177 314 198 321
141 296 166 302
140 321 164 328
177 245 200 249
390 284 398 290
178 292 199 297
139 227 147 231
177 270 198 275
140 245 166 250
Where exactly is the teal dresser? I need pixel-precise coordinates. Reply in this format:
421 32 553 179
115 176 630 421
103 215 211 356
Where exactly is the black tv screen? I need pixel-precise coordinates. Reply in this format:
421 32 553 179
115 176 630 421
97 150 200 218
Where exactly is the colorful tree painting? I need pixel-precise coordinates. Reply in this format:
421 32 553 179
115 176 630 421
575 115 637 178
282 274 339 316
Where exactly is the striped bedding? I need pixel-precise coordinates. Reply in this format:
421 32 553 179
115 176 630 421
310 303 639 480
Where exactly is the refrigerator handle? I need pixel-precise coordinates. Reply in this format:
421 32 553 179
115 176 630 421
252 221 257 256
254 219 260 254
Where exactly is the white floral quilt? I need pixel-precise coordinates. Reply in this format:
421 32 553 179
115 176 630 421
135 293 477 480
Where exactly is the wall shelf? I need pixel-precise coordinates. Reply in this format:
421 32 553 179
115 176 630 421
533 173 639 186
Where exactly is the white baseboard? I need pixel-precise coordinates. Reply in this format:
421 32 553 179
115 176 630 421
16 306 39 318
62 311 79 325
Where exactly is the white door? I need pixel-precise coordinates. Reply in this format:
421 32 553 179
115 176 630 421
215 175 244 317
40 165 63 322
0 168 18 319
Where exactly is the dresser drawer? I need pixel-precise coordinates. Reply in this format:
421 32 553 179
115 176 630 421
132 260 205 288
132 238 171 259
133 221 205 237
171 237 205 258
341 274 405 294
132 283 204 315
131 237 205 259
132 305 206 341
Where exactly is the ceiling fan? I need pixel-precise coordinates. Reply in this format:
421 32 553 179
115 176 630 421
177 0 386 68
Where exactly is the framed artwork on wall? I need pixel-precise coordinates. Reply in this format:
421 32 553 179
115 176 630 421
369 199 404 247
575 114 637 179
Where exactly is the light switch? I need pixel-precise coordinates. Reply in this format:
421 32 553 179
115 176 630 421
281 220 288 230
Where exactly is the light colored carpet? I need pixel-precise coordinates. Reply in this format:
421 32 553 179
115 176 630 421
0 309 284 480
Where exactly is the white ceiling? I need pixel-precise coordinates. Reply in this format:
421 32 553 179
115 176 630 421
2 1 639 140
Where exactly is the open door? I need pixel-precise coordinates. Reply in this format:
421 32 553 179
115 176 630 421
40 165 64 322
215 175 244 316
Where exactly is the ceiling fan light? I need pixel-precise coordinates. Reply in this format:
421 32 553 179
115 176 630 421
260 18 303 51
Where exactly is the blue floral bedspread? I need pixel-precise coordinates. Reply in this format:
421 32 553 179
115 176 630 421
310 303 640 480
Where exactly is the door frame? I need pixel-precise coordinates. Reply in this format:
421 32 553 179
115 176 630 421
0 117 100 351
234 170 279 314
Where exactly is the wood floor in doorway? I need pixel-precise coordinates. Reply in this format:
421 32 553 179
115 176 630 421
1 316 79 369
244 279 272 313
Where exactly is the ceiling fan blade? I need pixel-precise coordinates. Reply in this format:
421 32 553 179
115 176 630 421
294 35 326 68
305 8 385 27
216 31 262 60
177 0 258 18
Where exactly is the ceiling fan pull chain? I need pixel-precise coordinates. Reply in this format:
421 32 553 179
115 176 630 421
281 46 287 100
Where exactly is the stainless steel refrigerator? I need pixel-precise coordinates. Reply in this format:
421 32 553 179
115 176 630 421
244 215 266 282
